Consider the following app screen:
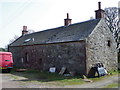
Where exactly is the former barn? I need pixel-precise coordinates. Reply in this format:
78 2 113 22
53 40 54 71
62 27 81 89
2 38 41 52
9 2 117 76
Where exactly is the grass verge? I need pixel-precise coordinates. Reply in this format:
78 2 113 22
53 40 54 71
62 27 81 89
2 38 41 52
10 69 85 86
10 68 119 86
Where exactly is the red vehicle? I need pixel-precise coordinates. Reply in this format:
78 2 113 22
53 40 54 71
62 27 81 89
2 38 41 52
0 52 13 72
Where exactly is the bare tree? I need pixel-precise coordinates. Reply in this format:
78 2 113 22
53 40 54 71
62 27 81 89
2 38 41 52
9 35 19 44
27 29 35 34
104 7 120 50
10 29 35 43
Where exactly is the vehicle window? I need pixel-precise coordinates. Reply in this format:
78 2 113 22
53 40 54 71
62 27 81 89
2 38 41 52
5 60 10 61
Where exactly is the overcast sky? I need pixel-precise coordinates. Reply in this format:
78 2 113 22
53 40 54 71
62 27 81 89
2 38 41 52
0 0 119 48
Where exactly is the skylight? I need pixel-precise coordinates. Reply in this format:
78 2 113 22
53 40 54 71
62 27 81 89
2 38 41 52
24 38 31 43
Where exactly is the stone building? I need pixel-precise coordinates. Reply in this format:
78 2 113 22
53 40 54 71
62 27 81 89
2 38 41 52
9 2 117 76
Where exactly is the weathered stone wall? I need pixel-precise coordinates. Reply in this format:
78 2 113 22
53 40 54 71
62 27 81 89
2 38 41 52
86 19 118 75
9 41 87 75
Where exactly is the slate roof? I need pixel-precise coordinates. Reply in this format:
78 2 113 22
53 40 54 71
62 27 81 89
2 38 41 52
10 19 101 46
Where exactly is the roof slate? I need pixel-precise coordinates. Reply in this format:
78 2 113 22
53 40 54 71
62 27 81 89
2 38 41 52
10 19 101 46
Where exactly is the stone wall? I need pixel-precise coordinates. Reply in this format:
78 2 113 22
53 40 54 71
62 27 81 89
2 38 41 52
86 19 118 75
9 41 87 75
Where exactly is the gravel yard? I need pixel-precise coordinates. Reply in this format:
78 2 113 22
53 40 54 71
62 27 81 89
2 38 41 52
1 70 119 88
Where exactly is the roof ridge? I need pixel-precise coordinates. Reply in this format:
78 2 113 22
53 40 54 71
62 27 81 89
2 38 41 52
25 18 101 36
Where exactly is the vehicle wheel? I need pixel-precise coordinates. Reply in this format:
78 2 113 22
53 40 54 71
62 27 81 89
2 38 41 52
2 69 11 73
6 69 11 73
2 69 6 73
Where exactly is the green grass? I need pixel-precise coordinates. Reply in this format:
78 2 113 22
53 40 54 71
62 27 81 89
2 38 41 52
10 68 119 86
10 69 85 86
108 69 119 74
11 75 20 79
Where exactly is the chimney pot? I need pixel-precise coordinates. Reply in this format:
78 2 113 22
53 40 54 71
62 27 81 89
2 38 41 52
23 26 27 30
98 2 101 10
64 13 72 26
67 13 69 19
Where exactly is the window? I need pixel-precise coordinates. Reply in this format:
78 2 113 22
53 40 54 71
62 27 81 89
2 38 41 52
25 53 29 63
107 40 111 47
21 58 24 63
39 58 42 64
5 60 10 61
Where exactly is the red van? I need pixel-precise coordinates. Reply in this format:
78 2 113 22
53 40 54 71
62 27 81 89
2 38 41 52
0 52 13 72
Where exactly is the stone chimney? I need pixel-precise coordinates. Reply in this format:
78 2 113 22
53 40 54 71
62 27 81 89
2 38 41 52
22 26 28 36
64 13 72 26
95 2 105 19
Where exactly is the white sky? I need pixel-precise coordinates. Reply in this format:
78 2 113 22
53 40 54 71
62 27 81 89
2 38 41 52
0 0 119 48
